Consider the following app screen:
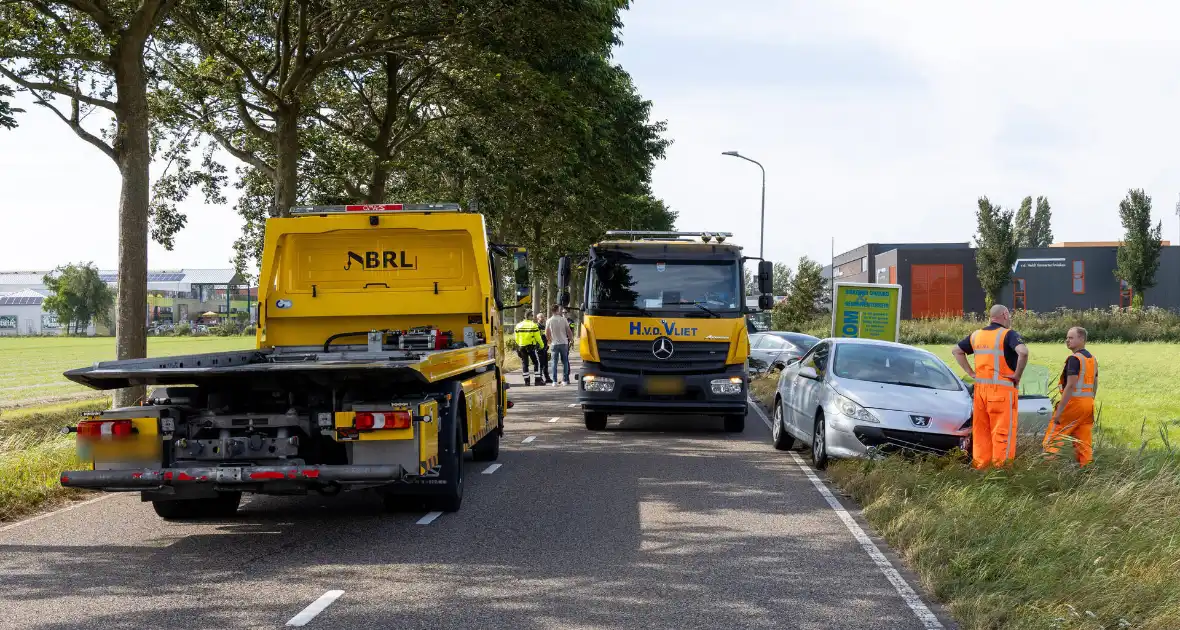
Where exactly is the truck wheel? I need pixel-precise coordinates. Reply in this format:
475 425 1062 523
151 492 241 520
431 403 466 513
723 414 746 433
471 426 500 462
584 412 608 431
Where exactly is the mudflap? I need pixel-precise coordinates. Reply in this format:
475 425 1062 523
382 382 464 512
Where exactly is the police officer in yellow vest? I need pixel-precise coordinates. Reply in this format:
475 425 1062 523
1043 326 1098 466
514 311 545 386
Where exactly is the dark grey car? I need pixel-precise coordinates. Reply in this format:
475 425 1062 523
749 331 820 374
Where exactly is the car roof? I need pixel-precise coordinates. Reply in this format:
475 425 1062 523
821 337 934 353
760 331 820 341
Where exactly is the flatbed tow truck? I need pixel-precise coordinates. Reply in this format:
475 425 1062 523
59 202 532 519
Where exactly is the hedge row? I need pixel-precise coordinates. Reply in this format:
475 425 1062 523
796 307 1180 344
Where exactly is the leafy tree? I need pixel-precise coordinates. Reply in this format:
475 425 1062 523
0 83 22 129
772 262 793 296
1030 196 1054 246
973 196 1018 310
0 0 179 406
772 257 824 330
42 263 115 335
1014 196 1033 247
1114 189 1163 309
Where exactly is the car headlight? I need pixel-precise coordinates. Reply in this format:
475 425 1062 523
710 377 743 395
582 375 615 392
837 396 880 423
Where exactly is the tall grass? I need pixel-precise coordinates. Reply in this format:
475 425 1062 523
828 449 1180 629
0 399 103 522
798 307 1180 344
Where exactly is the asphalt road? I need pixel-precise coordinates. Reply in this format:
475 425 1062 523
0 363 954 630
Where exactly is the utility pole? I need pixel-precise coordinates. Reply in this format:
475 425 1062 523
721 151 766 259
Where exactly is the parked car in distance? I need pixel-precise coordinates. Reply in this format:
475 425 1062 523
749 331 820 374
772 338 975 469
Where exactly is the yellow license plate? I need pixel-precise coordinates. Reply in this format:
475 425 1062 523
644 376 685 395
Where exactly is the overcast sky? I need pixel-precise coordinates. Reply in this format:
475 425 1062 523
3 0 1180 273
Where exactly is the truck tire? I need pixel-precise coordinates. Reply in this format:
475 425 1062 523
584 412 608 431
151 492 241 520
471 425 500 462
431 401 466 512
723 414 746 433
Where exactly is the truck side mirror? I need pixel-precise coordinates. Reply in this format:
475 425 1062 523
514 250 531 306
758 260 774 296
557 255 572 291
758 294 774 310
559 290 571 308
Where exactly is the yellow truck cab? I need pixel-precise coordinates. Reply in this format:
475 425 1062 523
60 202 531 519
558 231 774 432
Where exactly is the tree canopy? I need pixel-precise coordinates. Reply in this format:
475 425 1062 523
973 196 1018 309
42 263 115 335
1114 188 1163 309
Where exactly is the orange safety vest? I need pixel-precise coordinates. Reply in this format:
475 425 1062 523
1059 352 1097 400
970 327 1016 388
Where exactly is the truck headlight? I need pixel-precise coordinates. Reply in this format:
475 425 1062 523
837 396 880 423
583 375 615 392
710 377 743 395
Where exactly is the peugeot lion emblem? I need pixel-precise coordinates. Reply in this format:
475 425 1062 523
910 415 931 428
652 336 675 360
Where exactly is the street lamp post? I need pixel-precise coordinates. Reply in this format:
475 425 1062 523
722 151 766 259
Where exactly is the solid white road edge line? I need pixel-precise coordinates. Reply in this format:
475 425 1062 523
286 590 345 627
0 493 116 534
416 511 443 525
522 435 537 443
548 417 558 423
747 401 946 630
481 463 503 475
567 403 578 408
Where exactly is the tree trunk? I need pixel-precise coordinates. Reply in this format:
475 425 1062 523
274 100 300 216
111 41 152 409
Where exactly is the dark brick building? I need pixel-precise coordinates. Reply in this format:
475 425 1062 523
825 241 1177 319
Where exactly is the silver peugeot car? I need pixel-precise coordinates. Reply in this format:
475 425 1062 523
770 337 974 469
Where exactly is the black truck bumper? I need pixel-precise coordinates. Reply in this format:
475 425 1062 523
576 361 749 416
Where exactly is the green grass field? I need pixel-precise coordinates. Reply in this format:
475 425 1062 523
917 342 1179 447
0 336 253 409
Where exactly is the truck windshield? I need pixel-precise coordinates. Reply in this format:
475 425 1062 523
588 255 741 315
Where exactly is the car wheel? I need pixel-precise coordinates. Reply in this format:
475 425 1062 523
584 412 608 431
772 399 795 451
812 412 829 470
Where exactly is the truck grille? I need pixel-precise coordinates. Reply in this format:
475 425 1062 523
596 339 729 373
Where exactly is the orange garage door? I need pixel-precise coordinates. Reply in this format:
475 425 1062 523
911 264 963 318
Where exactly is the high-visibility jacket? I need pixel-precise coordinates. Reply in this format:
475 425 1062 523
969 327 1016 388
514 319 543 348
1059 351 1097 403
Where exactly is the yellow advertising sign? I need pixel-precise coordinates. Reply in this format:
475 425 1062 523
830 282 902 342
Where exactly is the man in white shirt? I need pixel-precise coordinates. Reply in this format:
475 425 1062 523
545 306 573 385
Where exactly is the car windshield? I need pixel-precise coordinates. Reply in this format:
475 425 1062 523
587 254 741 314
832 343 961 391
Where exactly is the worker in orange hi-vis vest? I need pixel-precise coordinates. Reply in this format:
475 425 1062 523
951 304 1030 469
1043 326 1098 466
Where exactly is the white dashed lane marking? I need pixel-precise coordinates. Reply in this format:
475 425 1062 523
747 401 946 630
481 463 502 475
416 511 443 525
286 590 345 626
548 417 558 423
522 435 537 444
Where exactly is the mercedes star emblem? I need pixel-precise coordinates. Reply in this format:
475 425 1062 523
651 336 675 360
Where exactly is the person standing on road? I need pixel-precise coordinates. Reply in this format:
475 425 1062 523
535 311 554 385
1043 326 1098 466
514 311 545 386
951 304 1030 469
545 305 573 386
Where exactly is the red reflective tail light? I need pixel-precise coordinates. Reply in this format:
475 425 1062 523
353 410 412 430
77 419 135 440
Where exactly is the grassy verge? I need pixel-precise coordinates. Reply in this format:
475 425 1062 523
0 398 106 522
827 452 1180 629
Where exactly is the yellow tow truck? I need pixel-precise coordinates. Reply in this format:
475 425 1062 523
60 203 531 518
557 231 774 432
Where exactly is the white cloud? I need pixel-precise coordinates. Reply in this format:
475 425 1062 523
617 0 1180 267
